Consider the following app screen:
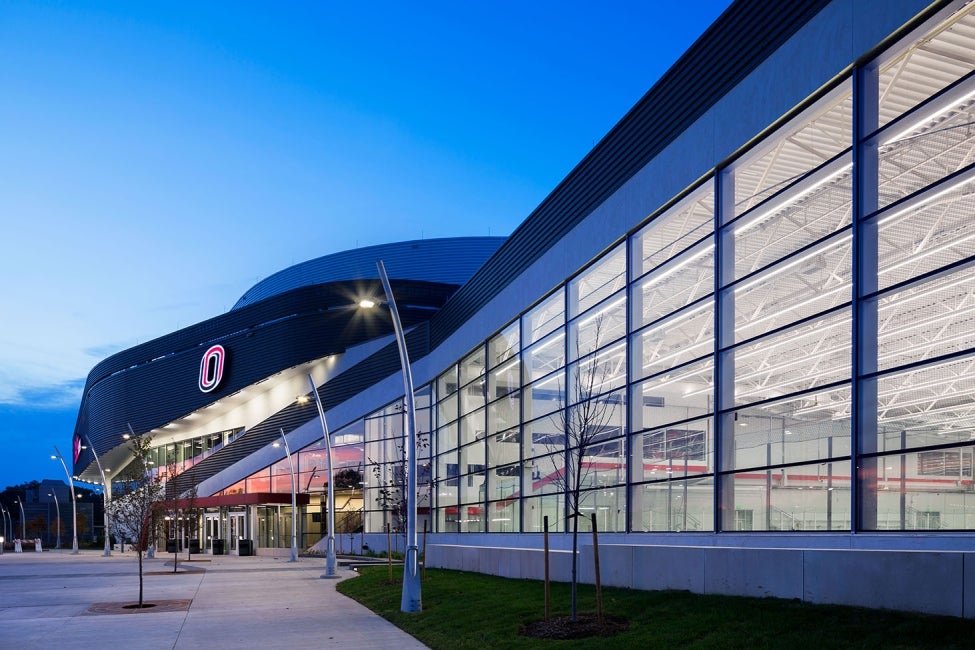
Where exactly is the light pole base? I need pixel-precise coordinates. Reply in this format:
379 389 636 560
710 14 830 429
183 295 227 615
400 545 422 613
321 537 338 578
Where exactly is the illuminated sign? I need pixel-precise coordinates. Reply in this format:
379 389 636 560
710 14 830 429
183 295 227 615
73 434 82 463
199 344 227 393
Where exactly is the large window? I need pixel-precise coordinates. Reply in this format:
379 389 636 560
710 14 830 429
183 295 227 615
240 1 975 538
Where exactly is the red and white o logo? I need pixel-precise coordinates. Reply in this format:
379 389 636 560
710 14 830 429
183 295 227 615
199 344 226 393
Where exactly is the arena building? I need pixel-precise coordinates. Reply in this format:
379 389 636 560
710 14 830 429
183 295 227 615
72 0 975 617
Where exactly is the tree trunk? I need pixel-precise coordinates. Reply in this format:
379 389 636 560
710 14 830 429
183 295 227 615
591 513 603 622
570 451 584 621
138 548 144 607
543 516 550 621
570 509 579 621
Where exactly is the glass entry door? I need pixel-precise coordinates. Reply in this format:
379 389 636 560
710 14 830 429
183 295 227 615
204 513 221 553
229 512 246 553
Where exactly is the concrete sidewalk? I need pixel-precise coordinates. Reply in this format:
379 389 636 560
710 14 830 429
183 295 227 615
0 550 428 649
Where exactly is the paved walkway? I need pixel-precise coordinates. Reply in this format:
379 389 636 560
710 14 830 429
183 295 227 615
0 550 428 649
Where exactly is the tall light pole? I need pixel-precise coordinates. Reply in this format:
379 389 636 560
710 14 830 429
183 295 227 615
275 428 298 562
377 260 421 613
84 435 112 556
307 374 337 578
47 492 61 550
52 446 80 553
15 499 26 540
0 504 10 544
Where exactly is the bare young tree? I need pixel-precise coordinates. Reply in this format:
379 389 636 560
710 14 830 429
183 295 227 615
546 316 622 620
368 433 429 549
366 434 430 535
107 435 163 607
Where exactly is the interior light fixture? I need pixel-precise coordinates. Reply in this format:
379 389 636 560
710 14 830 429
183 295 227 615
733 233 851 295
490 356 520 377
575 296 626 328
880 232 975 277
733 161 852 235
640 244 714 291
881 87 975 145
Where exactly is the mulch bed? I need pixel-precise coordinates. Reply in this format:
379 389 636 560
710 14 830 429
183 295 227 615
84 599 193 615
519 614 629 640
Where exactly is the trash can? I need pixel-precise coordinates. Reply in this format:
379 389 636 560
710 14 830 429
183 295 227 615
238 539 253 556
166 540 178 553
212 539 225 555
189 539 201 555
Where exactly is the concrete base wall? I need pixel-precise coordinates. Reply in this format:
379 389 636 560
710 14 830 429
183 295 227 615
426 542 975 618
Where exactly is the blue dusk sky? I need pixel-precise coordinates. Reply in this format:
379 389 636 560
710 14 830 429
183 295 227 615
0 1 731 488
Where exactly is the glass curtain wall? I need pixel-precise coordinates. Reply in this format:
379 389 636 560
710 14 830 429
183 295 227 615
152 427 244 482
857 2 975 531
427 1 975 535
233 2 975 537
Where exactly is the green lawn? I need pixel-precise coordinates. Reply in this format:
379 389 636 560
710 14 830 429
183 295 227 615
337 566 975 649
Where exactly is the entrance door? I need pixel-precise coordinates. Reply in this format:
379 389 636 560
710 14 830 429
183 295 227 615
228 512 246 553
204 513 221 553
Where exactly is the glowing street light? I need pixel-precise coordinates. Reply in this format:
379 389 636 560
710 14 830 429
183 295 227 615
274 429 298 563
52 446 80 554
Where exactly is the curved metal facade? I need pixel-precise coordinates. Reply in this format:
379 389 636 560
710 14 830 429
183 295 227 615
232 237 506 310
74 236 506 476
72 279 453 476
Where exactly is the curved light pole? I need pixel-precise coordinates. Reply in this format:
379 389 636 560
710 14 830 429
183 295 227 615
307 374 337 578
275 428 298 563
377 260 421 613
52 446 80 553
84 436 112 556
0 504 10 545
47 492 61 550
15 499 26 540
